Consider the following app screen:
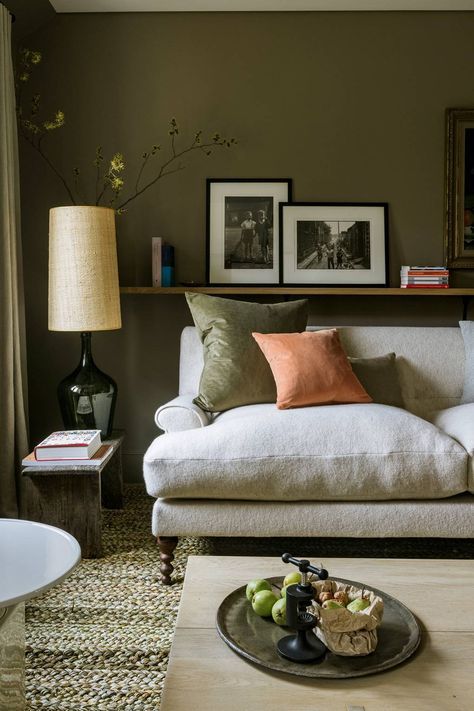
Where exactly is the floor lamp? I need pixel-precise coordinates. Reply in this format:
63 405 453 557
48 206 122 438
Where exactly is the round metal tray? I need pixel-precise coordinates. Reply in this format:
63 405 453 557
216 576 421 678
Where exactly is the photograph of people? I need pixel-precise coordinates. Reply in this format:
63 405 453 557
296 220 371 270
224 196 273 269
255 210 271 263
240 211 256 261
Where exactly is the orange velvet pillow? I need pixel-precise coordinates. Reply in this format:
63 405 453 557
252 329 372 409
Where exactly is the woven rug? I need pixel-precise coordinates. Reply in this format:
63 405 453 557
25 485 472 709
25 486 210 710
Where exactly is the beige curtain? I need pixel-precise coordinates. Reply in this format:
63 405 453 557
0 4 29 517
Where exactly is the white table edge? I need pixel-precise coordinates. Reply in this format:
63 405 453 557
0 519 81 608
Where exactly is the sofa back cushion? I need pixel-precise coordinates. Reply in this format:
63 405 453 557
179 325 465 417
459 321 474 404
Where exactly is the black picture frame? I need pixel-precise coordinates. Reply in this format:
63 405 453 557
279 202 389 287
206 178 292 286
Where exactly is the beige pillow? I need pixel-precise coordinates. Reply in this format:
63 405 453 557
186 292 308 412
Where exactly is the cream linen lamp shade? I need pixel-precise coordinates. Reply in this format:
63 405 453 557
48 206 122 332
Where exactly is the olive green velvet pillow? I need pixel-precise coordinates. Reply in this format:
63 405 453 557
186 293 308 412
348 353 404 408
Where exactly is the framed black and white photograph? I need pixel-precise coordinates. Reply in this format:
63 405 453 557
280 202 389 286
445 108 474 268
206 179 292 285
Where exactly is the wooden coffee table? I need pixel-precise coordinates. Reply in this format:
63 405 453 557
161 556 474 711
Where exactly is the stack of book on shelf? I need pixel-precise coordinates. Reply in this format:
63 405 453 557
22 430 112 467
400 265 449 289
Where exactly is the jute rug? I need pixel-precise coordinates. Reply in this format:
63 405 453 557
25 485 472 709
25 486 210 710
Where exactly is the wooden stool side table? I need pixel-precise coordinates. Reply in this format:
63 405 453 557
21 434 124 558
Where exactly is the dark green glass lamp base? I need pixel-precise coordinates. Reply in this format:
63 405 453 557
57 332 117 439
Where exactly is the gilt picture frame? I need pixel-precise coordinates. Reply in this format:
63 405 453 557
280 202 389 286
206 178 292 286
445 108 474 269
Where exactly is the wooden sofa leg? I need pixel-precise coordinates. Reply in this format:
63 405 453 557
157 536 178 585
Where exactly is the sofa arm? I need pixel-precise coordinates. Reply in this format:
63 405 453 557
154 395 211 433
428 403 474 454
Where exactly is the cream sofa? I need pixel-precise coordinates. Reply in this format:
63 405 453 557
143 325 474 583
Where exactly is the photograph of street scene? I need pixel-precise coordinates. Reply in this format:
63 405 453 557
224 196 274 269
297 220 371 270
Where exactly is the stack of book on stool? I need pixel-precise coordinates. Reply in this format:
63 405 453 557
400 265 449 289
22 430 111 467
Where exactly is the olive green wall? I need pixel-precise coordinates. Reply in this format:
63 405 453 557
8 0 54 41
20 11 474 479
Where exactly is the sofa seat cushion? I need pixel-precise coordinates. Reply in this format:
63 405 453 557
428 403 474 494
143 403 468 502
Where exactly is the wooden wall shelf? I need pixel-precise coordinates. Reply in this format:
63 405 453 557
120 286 474 297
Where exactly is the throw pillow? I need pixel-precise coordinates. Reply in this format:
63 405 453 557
459 321 474 403
348 353 404 408
186 292 308 412
252 329 372 409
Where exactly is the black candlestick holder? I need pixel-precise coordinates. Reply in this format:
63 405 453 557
277 553 329 663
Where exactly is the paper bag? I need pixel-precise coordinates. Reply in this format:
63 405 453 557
310 579 384 656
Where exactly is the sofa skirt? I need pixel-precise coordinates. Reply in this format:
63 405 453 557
151 494 474 538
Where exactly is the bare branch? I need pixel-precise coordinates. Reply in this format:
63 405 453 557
135 153 150 193
115 137 229 211
23 130 76 204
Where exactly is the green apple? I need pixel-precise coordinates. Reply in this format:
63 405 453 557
280 585 288 598
272 597 287 625
246 578 271 601
347 598 371 613
322 599 344 609
283 571 302 588
252 590 279 617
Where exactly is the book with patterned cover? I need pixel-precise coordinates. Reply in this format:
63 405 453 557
34 430 102 460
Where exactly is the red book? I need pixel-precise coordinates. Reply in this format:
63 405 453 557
400 284 450 289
